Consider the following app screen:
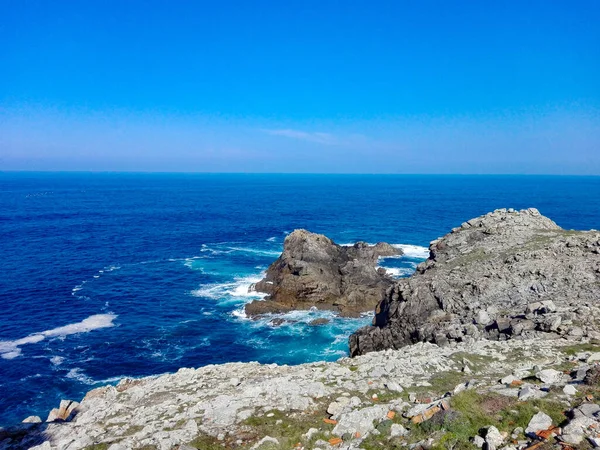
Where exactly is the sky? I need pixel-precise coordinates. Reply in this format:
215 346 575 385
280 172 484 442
0 0 599 174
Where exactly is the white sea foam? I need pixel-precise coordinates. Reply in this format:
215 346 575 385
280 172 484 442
377 266 415 278
392 244 430 259
227 247 281 257
191 275 264 302
0 314 117 360
50 356 65 366
339 242 429 259
267 237 277 242
66 367 96 385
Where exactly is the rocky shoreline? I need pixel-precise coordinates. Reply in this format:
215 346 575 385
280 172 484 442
6 338 600 449
4 208 600 450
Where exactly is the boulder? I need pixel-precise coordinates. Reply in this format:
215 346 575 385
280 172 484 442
536 369 566 385
525 411 552 437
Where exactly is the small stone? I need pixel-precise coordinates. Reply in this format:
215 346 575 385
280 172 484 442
563 385 577 396
408 393 417 402
511 427 523 439
454 382 468 394
251 436 279 449
574 403 600 419
519 386 546 400
385 381 404 392
587 353 600 363
266 412 275 418
476 310 492 326
230 377 241 386
472 435 485 448
390 423 408 437
485 425 504 449
501 375 518 385
463 365 472 374
525 411 552 436
535 368 565 384
303 427 319 441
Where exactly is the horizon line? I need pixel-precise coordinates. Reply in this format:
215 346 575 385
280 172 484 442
1 170 600 177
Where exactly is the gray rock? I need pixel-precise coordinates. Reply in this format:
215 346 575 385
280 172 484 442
476 310 492 326
485 425 504 450
563 384 577 396
246 230 402 317
385 381 404 392
303 428 319 441
574 403 600 419
250 436 279 449
536 369 565 384
349 209 600 356
525 411 552 436
500 375 519 385
561 416 598 444
332 405 388 436
472 435 485 448
518 385 547 400
327 397 350 416
390 423 408 438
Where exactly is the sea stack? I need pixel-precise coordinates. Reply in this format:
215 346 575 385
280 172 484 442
245 229 403 317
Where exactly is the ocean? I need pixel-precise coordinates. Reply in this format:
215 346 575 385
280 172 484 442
1 173 599 427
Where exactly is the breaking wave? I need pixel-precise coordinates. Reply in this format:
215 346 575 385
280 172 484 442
0 314 118 360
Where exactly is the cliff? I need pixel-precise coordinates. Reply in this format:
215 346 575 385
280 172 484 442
350 208 600 356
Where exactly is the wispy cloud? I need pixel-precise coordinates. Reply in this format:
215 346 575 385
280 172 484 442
261 128 340 145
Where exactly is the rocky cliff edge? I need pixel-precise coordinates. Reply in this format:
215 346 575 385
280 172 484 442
350 208 600 356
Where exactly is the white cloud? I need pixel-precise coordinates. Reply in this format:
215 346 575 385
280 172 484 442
261 128 339 145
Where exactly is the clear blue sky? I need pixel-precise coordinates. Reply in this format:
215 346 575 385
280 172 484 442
1 0 599 173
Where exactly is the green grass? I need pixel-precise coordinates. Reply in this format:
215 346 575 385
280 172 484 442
403 390 568 450
234 408 328 449
186 434 225 450
560 343 600 356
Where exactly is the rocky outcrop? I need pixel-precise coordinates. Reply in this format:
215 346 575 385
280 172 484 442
245 230 402 317
350 208 600 356
6 337 600 450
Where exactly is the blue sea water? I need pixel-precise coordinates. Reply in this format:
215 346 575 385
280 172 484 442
1 173 600 427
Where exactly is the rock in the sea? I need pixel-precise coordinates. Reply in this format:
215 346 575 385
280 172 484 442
246 230 402 317
350 208 600 356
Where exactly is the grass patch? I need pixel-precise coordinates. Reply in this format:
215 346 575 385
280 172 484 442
186 434 225 450
237 408 327 449
403 390 568 449
560 343 600 356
